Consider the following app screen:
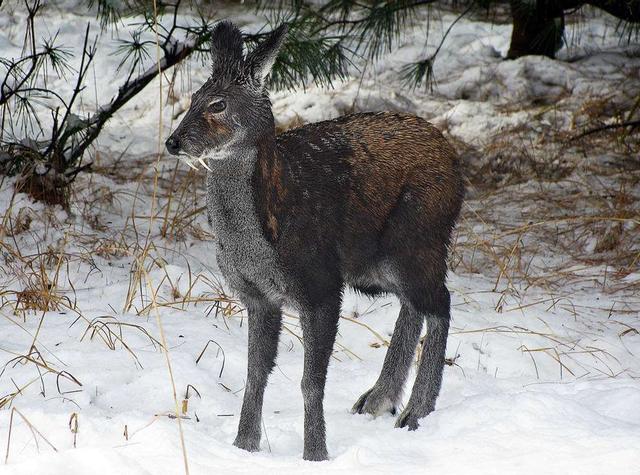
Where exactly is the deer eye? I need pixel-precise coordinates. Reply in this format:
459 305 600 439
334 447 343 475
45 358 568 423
208 100 226 113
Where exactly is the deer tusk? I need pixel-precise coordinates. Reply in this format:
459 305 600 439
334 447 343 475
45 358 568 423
198 157 212 171
184 159 199 170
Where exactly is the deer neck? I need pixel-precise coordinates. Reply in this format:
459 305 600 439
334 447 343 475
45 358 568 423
204 135 288 301
204 134 279 236
205 142 257 223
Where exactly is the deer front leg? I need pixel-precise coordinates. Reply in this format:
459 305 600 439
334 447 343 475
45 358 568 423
233 299 282 452
299 299 340 461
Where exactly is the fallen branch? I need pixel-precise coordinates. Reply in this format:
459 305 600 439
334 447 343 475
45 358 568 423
571 119 640 141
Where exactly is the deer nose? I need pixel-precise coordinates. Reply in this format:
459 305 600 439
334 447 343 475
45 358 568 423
165 136 181 155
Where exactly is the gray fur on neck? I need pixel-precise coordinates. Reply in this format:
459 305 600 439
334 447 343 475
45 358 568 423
206 145 287 304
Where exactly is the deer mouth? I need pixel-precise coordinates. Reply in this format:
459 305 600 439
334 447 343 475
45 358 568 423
178 153 212 171
178 138 240 169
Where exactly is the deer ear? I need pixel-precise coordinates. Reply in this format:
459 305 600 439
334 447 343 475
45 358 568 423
210 21 244 75
246 24 288 89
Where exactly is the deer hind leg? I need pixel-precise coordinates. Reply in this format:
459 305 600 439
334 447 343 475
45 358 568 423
352 303 423 416
396 283 450 430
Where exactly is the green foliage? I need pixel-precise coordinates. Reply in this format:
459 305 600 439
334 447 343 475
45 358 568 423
252 0 475 90
348 1 425 60
252 13 353 90
0 2 76 141
401 57 435 91
114 30 153 75
88 0 122 30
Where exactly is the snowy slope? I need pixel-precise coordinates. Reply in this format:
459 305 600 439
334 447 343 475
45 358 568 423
1 3 639 475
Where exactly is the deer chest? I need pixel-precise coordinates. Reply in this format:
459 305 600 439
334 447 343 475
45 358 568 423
206 171 288 303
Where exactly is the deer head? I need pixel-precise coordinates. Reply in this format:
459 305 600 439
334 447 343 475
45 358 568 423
165 21 287 169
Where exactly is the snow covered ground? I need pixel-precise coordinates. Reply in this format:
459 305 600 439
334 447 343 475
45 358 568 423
1 3 639 474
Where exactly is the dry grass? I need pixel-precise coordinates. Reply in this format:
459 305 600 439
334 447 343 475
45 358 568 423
0 60 217 444
0 32 639 466
452 168 640 290
4 407 58 464
1 113 638 413
443 115 640 379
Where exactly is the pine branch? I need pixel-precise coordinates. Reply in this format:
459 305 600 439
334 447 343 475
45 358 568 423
402 1 475 90
64 37 202 164
0 1 42 107
50 23 97 165
89 0 123 29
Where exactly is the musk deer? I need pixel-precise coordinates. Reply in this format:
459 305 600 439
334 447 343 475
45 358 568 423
165 21 464 461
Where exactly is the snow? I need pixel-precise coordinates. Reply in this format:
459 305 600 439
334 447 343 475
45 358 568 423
1 3 639 475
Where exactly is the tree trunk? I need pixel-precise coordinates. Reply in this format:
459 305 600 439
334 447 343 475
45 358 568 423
507 0 566 59
507 0 640 59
